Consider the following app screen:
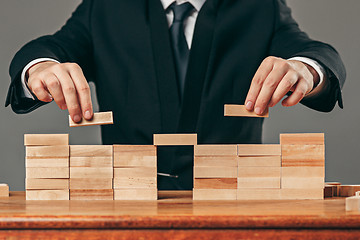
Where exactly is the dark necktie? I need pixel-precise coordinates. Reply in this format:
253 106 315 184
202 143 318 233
168 2 194 98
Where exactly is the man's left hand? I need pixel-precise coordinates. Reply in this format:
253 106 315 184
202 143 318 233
244 56 320 115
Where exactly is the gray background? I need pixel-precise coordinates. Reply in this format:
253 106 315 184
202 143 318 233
0 0 358 190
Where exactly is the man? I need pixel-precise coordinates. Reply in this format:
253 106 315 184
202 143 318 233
6 0 346 190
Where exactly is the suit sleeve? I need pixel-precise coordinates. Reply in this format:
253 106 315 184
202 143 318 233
5 0 95 114
269 0 346 112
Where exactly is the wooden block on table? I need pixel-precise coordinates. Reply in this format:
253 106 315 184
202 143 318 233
0 184 9 197
114 167 157 178
281 177 324 189
280 188 324 200
26 158 69 168
70 145 113 157
194 178 237 189
325 182 341 196
70 167 113 178
224 104 269 118
194 145 238 156
114 145 156 156
339 185 360 197
70 157 113 168
238 167 280 178
194 156 237 167
69 111 113 127
324 185 336 198
238 156 281 167
153 134 197 146
194 166 237 178
280 133 324 145
237 144 281 156
114 189 158 200
346 192 360 211
193 189 237 200
114 156 156 168
26 179 69 190
113 177 157 189
237 177 280 189
26 190 69 200
237 189 281 200
70 178 113 189
26 146 69 158
281 145 325 167
70 189 113 200
26 168 69 179
281 167 324 178
24 134 69 146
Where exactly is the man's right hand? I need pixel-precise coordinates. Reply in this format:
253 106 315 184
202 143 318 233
26 61 93 123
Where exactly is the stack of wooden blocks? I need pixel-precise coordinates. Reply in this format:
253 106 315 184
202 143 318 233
25 134 70 200
69 145 114 200
113 145 157 200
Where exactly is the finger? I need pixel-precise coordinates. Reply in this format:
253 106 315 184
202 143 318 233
28 79 53 102
42 74 67 110
268 71 298 107
67 64 93 120
281 79 308 107
244 58 274 111
253 67 287 115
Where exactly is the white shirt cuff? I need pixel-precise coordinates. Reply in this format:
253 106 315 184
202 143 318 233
21 58 60 100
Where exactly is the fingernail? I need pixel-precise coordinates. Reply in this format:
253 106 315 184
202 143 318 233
255 107 262 115
73 115 82 123
61 104 67 110
246 101 253 110
84 110 92 120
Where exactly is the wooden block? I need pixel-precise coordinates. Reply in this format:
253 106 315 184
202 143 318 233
24 134 69 146
237 177 280 189
193 189 237 200
153 134 197 146
26 190 69 200
114 189 157 200
238 167 280 178
281 177 324 189
114 145 157 156
324 185 336 198
113 177 157 189
194 156 237 167
26 158 69 168
70 167 113 178
26 179 69 190
237 144 281 156
281 167 324 178
346 192 360 211
238 156 281 167
26 146 69 158
26 168 69 179
114 167 157 178
280 188 324 200
194 145 238 156
70 178 113 189
70 189 114 200
194 166 237 178
114 156 156 168
325 182 341 196
237 189 281 200
281 145 325 167
224 104 269 118
194 178 237 189
69 111 113 127
70 145 113 157
70 157 113 168
280 133 324 145
339 185 360 197
0 184 9 197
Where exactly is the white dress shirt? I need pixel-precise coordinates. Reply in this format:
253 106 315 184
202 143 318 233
21 0 325 99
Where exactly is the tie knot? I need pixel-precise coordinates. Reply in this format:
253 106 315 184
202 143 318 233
169 2 194 23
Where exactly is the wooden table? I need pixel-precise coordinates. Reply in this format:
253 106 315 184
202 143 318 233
0 191 359 239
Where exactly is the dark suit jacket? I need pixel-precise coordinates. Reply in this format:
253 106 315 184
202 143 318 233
6 0 346 190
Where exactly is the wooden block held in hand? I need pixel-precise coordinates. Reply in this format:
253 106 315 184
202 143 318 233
69 111 113 127
26 168 69 179
238 156 281 167
70 157 113 168
26 158 69 168
281 145 325 167
70 167 113 178
70 145 113 157
194 178 237 189
0 184 9 197
153 134 197 146
26 146 69 158
26 179 69 190
114 167 157 178
194 145 238 156
224 104 269 118
194 166 237 178
281 177 324 189
346 192 360 211
26 190 69 200
237 177 280 189
70 189 113 200
237 189 281 200
280 133 325 145
194 156 237 167
113 177 157 189
114 189 157 200
70 178 113 189
237 144 281 156
193 189 237 200
24 134 69 146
